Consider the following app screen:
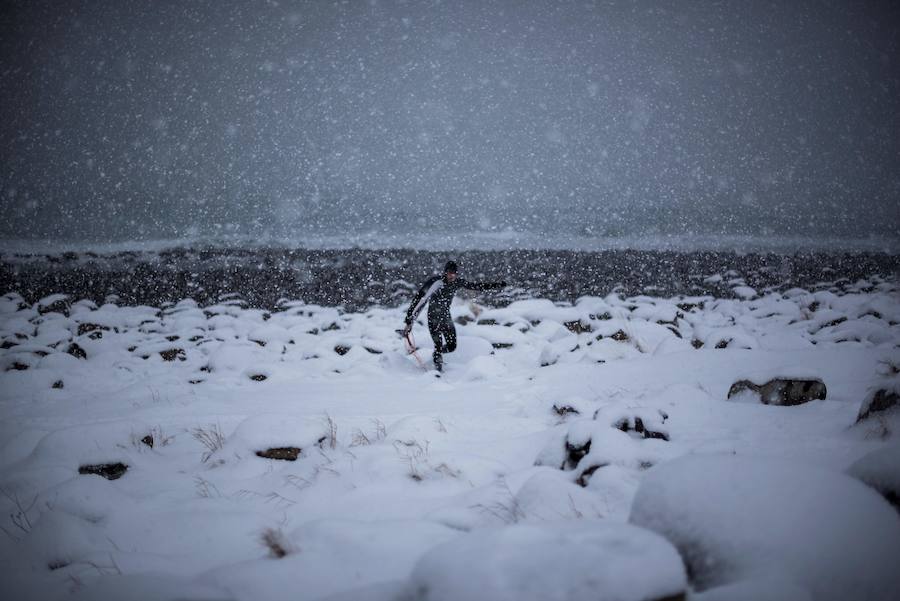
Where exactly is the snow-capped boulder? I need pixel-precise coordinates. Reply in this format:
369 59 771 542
856 378 900 423
0 292 27 314
36 293 70 316
509 468 610 521
727 378 826 406
629 454 900 601
403 521 687 601
846 444 900 510
698 326 758 350
731 285 757 300
247 322 292 347
535 415 671 486
1 421 153 492
593 405 670 441
211 414 332 464
206 339 272 377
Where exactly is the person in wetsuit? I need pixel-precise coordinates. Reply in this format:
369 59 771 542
403 261 506 371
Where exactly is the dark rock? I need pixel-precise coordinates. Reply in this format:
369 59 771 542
714 339 730 349
67 343 87 360
52 380 64 389
634 416 670 441
691 339 704 349
159 348 186 361
77 323 109 336
856 388 899 423
728 378 827 406
576 463 607 487
334 345 351 356
39 298 70 316
455 315 475 325
820 316 848 329
564 439 591 470
363 347 383 354
491 342 514 349
323 322 341 331
256 447 301 461
564 320 592 334
612 414 670 441
249 373 267 381
677 302 702 312
552 404 580 417
9 362 29 371
477 319 498 326
141 435 154 448
78 463 128 480
1 340 18 350
610 330 629 342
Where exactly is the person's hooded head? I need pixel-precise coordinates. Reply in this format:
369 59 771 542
443 260 458 282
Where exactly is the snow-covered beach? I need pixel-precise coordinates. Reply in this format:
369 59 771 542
3 245 897 311
4 0 900 596
2 254 899 600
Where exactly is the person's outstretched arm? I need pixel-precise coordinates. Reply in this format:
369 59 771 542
405 275 442 327
459 278 506 291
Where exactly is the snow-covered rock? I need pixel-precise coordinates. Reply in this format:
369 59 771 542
846 444 900 510
403 521 686 601
727 377 826 405
856 377 900 423
212 414 333 464
629 454 900 600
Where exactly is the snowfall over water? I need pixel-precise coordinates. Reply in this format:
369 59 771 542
1 273 900 600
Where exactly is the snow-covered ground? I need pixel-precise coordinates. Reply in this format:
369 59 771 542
1 281 899 600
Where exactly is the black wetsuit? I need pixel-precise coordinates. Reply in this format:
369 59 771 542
405 275 504 362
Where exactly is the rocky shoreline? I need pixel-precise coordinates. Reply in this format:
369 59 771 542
2 247 897 311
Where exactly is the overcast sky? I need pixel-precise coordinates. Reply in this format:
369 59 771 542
1 0 898 244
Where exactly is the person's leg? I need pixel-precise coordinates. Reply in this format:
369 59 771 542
429 320 445 370
429 321 444 353
443 320 457 353
433 318 455 371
